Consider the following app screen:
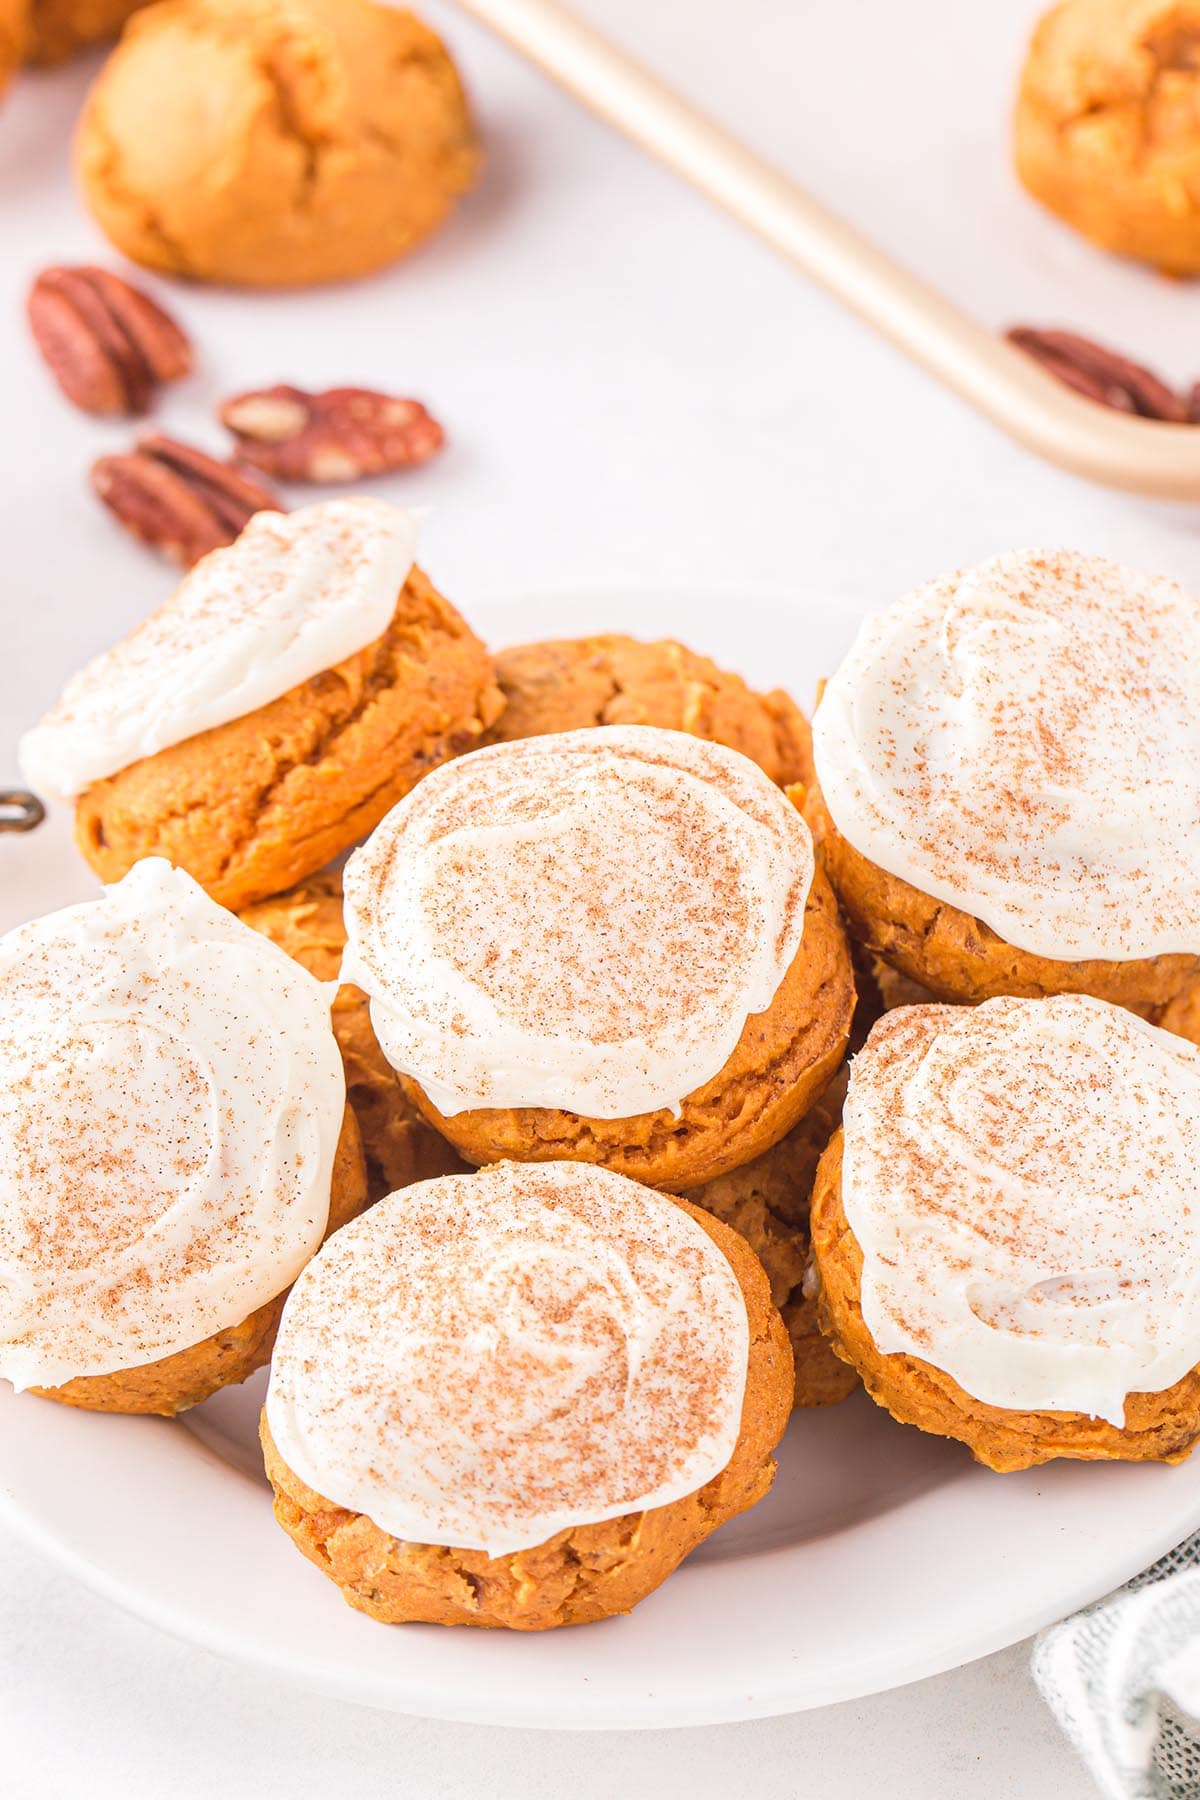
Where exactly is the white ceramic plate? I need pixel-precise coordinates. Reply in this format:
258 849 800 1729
3 586 1200 1732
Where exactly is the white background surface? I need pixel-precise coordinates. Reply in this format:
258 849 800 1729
4 0 1200 1791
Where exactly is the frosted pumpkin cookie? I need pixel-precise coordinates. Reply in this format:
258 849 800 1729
810 995 1200 1471
19 499 504 911
261 1160 792 1629
0 859 366 1416
684 1073 857 1408
239 870 466 1202
805 550 1200 1008
341 726 855 1190
488 634 813 787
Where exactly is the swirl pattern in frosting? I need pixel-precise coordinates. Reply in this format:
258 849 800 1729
812 549 1200 961
265 1160 750 1556
0 859 345 1389
340 725 814 1119
842 995 1200 1424
18 498 417 800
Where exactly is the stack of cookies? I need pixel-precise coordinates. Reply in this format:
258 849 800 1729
800 547 1200 1473
4 513 1200 1631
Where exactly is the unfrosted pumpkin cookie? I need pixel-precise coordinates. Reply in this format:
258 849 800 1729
239 869 466 1202
0 859 366 1417
488 634 813 787
811 996 1200 1471
805 550 1200 1009
75 0 479 287
683 1073 855 1407
261 1160 792 1629
342 726 854 1191
1015 0 1200 276
19 499 504 912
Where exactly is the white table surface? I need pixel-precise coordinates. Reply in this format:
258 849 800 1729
3 0 1199 1791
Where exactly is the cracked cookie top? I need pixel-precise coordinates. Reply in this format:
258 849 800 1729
74 0 479 288
19 496 417 798
487 632 813 786
341 725 814 1120
265 1160 750 1556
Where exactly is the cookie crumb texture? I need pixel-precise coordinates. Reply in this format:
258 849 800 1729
802 773 1200 1009
74 565 505 912
240 871 467 1201
74 0 480 287
1015 0 1200 275
810 1130 1200 1471
489 634 813 788
33 1104 366 1416
260 1203 793 1629
684 1072 858 1408
405 864 855 1192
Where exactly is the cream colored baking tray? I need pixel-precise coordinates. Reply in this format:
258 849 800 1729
458 0 1200 501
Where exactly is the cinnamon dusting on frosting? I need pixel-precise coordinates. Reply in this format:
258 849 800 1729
813 549 1200 961
341 726 813 1119
265 1160 749 1556
842 996 1200 1423
18 498 418 800
0 859 345 1389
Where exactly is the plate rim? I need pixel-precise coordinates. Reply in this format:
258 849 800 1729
5 1419 1200 1731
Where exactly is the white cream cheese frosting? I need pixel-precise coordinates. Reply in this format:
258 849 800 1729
265 1160 750 1556
18 498 418 800
0 858 346 1390
811 549 1200 962
841 995 1200 1425
340 725 814 1120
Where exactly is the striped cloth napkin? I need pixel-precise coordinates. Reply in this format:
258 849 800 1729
1034 1533 1200 1799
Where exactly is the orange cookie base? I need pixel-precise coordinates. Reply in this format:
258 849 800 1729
801 774 1200 1009
240 871 467 1202
74 566 505 912
684 1072 857 1407
260 1199 793 1629
487 634 813 788
810 1130 1200 1472
33 1104 367 1416
74 0 479 288
1157 982 1200 1049
405 864 855 1192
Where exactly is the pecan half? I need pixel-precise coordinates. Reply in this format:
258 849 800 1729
90 435 282 567
219 384 445 482
28 267 192 417
1005 327 1189 422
